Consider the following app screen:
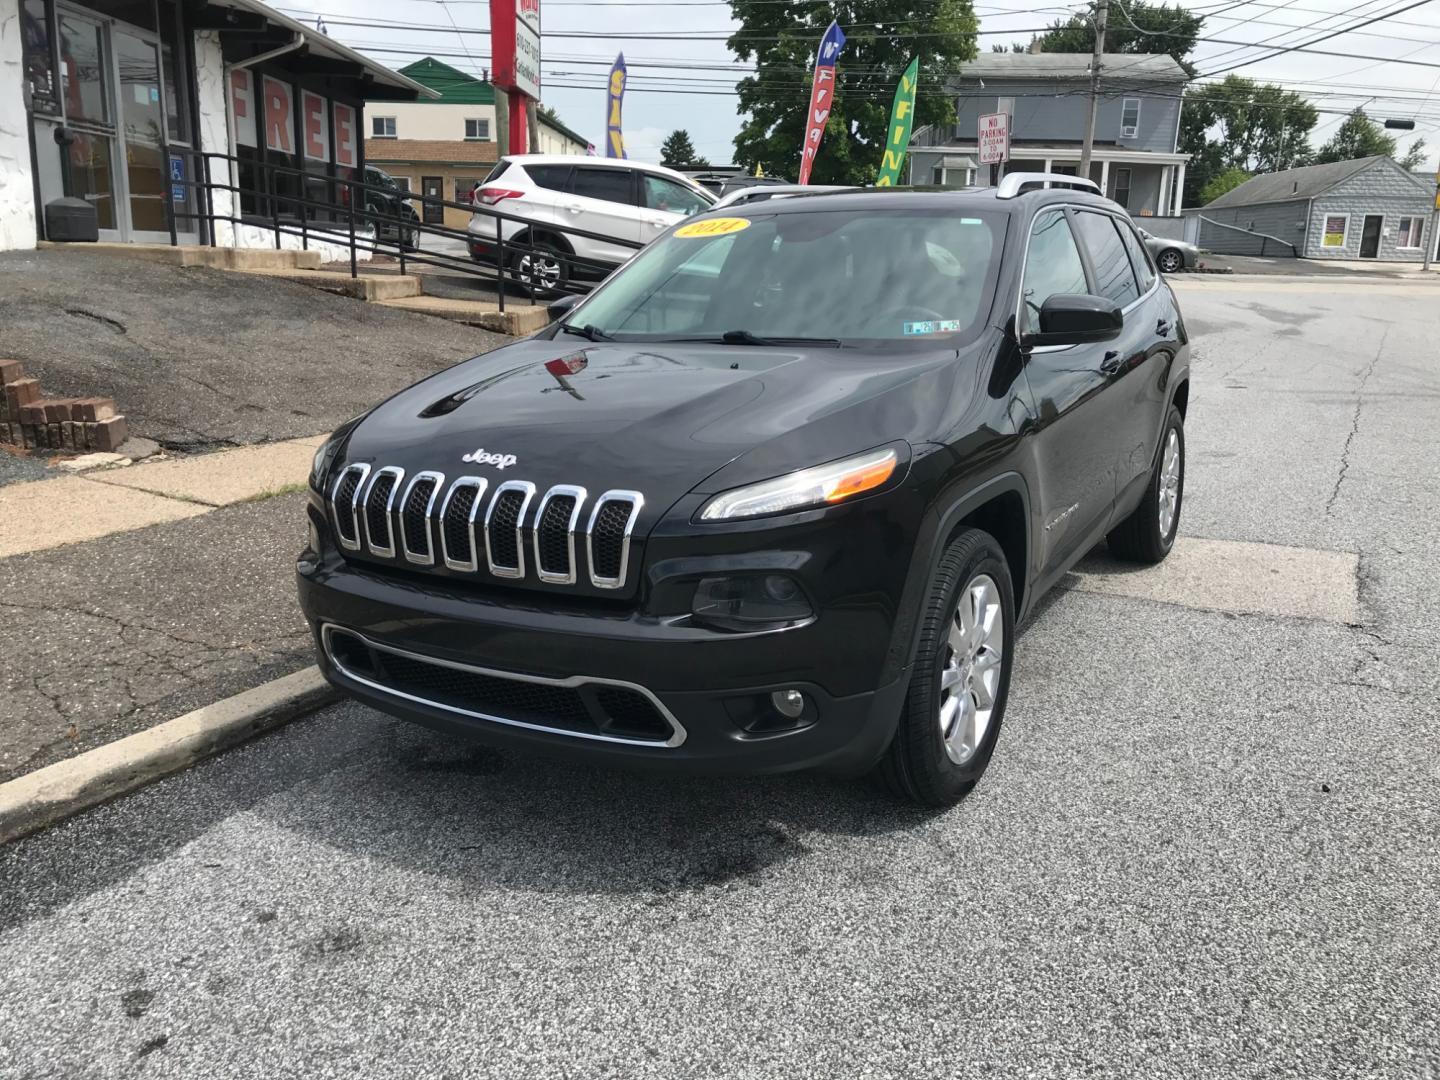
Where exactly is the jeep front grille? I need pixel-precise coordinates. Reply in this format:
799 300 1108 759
331 467 643 589
322 624 685 747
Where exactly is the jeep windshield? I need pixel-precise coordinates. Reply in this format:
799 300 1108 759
560 207 1006 346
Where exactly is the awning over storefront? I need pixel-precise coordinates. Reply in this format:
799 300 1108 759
193 0 438 100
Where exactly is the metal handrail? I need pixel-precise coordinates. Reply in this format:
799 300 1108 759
164 147 648 308
1196 214 1298 257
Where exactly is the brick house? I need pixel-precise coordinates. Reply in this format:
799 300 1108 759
1194 155 1436 261
908 52 1192 217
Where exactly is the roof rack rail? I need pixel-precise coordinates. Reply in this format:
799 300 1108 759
996 172 1102 199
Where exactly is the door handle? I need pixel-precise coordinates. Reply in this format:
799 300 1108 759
1156 319 1173 337
564 203 583 214
1100 351 1124 375
647 218 668 228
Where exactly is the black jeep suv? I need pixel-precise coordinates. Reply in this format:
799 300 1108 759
299 178 1189 806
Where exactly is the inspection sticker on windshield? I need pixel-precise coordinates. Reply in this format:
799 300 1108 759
675 217 752 239
904 320 963 336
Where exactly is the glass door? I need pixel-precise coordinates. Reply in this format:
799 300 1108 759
112 26 169 240
57 9 121 237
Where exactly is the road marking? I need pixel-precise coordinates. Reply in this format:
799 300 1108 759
1068 536 1360 625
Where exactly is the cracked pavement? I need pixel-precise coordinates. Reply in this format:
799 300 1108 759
0 248 509 453
0 279 1437 1079
0 492 312 782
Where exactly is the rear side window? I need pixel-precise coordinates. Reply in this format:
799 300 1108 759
1020 211 1088 333
524 164 571 192
1116 219 1157 293
572 166 635 206
1073 211 1140 307
483 160 510 184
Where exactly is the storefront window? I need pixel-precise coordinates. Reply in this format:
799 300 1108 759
22 0 60 115
58 13 110 125
65 131 117 230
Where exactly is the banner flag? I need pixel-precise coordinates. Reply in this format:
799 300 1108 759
797 20 846 185
875 57 919 187
606 53 627 159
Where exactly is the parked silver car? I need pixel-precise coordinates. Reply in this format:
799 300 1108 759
1137 228 1199 273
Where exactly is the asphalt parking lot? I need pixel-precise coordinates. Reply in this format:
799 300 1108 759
2 276 1437 1079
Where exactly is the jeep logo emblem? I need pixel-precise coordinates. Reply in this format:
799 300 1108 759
461 448 518 470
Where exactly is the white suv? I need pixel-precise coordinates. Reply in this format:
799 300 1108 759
466 155 715 293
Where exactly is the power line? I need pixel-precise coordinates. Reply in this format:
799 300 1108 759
1201 0 1438 75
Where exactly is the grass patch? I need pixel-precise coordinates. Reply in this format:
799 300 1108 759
236 481 309 504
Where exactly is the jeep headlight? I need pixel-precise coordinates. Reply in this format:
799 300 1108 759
697 447 900 522
310 436 340 491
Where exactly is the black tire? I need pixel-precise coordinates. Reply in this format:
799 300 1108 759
1156 248 1184 274
1108 405 1185 563
511 239 570 297
873 528 1015 807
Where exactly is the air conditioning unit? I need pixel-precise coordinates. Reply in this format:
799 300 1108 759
1120 125 1138 139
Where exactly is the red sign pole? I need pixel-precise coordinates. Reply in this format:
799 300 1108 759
490 0 540 153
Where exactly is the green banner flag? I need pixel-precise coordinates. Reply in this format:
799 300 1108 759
876 57 920 187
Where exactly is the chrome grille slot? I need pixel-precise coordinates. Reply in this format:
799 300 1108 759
587 491 644 589
439 477 487 572
534 485 587 585
330 466 642 589
362 467 404 558
485 480 536 579
329 463 370 551
399 471 444 566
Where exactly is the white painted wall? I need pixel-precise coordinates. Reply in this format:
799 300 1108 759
368 101 496 142
366 100 587 153
0 0 38 251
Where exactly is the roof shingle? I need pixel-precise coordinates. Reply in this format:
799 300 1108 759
1203 156 1423 208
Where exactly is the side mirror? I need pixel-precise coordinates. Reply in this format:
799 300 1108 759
1023 293 1123 347
546 293 582 322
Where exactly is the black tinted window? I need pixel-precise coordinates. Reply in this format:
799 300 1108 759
1021 211 1088 333
1116 219 1157 292
1074 211 1140 307
572 167 635 205
524 164 571 191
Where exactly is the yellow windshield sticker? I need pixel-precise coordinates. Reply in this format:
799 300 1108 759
675 217 752 239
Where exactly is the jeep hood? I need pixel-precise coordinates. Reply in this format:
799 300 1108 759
339 336 964 513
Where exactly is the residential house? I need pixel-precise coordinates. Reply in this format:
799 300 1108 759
909 52 1191 217
1194 156 1435 261
364 57 589 230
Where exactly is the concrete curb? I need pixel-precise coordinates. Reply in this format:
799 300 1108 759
0 666 336 846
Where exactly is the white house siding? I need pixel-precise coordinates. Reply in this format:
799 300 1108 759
0 0 37 251
1304 164 1433 260
367 101 494 142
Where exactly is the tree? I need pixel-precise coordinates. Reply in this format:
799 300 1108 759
1037 0 1204 71
728 0 978 184
1314 109 1396 164
1400 137 1428 171
1178 75 1318 204
659 129 709 168
1199 167 1250 205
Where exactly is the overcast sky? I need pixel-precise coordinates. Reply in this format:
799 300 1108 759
278 0 1440 171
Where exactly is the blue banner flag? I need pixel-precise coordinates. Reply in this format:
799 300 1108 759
606 53 627 159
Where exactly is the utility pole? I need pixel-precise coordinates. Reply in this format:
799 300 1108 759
1079 0 1109 182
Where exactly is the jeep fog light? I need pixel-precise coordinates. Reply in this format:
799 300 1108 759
771 689 806 719
691 575 812 632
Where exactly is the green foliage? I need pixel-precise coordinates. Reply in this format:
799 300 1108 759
1178 75 1318 204
660 129 709 168
728 0 978 184
1400 137 1428 171
1314 109 1397 165
1199 167 1251 205
1037 0 1203 71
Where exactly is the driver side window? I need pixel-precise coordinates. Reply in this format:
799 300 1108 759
1020 211 1088 334
643 175 710 217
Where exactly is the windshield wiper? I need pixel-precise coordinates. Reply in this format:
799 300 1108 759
669 330 842 347
559 323 614 342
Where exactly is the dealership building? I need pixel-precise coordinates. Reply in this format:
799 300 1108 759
1 0 430 253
